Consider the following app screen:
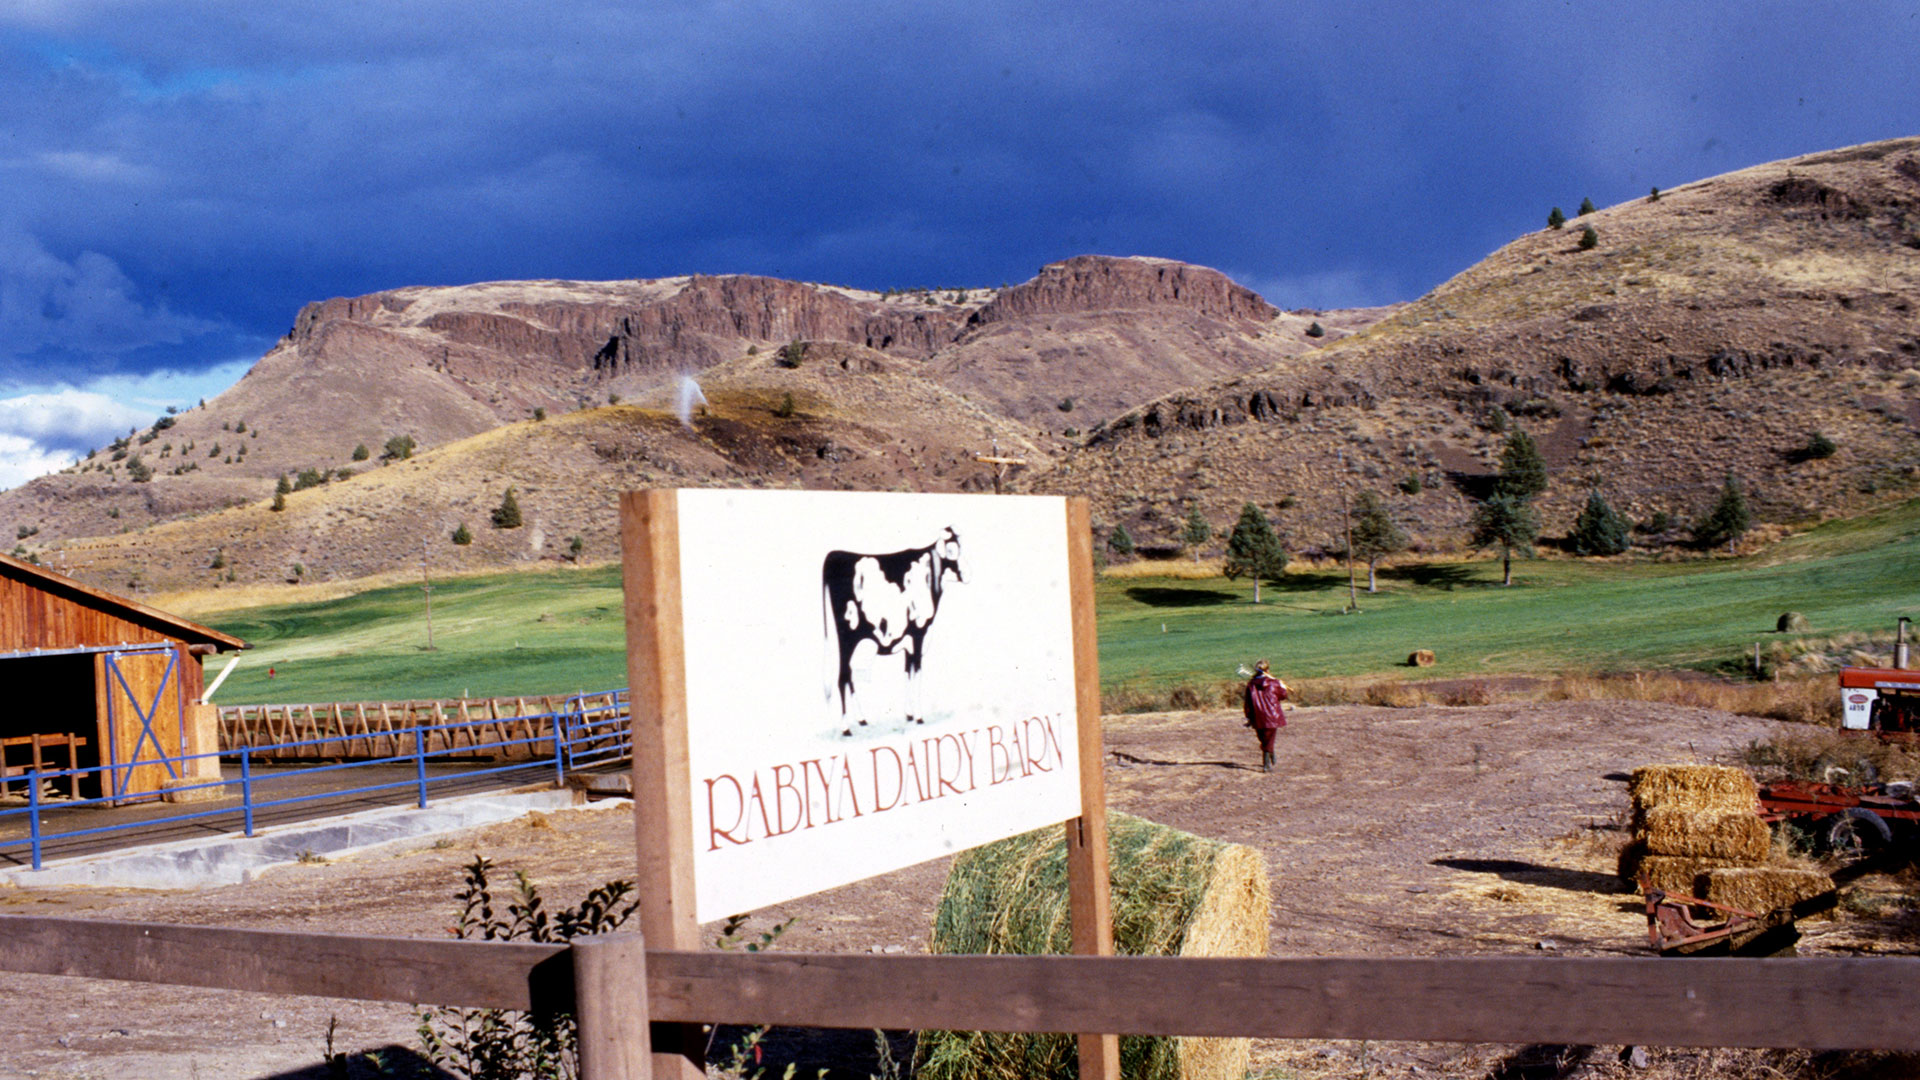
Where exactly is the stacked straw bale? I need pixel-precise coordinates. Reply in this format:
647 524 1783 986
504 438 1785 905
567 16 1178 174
1620 764 1831 911
918 812 1270 1080
1620 764 1765 896
1697 867 1836 918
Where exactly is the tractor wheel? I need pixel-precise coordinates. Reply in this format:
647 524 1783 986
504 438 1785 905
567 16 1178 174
1820 808 1894 863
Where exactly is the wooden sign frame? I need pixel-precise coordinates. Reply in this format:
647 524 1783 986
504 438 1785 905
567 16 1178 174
620 490 1115 1080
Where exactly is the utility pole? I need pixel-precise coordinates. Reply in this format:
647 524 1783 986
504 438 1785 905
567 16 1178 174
1339 451 1359 613
422 543 436 651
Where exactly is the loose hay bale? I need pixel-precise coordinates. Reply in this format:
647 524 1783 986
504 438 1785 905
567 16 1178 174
1777 611 1809 633
919 812 1270 1080
1639 806 1771 862
1407 649 1436 667
1698 867 1836 919
1629 764 1757 815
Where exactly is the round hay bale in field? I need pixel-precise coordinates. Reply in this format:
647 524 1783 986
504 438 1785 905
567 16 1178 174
919 812 1270 1080
1407 649 1436 667
1639 806 1771 862
1628 764 1757 816
1777 611 1809 632
1697 867 1836 919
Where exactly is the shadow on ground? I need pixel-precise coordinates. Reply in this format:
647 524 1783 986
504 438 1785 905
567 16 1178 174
1432 857 1629 895
1123 586 1238 607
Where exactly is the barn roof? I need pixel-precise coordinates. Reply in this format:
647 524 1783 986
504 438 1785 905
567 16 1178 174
0 550 247 654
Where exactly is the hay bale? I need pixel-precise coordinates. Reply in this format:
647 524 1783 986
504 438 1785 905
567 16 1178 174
1698 867 1836 918
1639 806 1771 862
1628 764 1757 815
1407 649 1436 667
1777 611 1809 632
1616 841 1742 895
919 812 1270 1080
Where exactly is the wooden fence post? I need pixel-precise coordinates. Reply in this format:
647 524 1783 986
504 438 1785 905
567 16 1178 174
1064 497 1120 1080
621 490 705 1080
573 931 653 1080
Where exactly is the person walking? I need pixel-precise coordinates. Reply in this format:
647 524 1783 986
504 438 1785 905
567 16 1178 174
1243 660 1289 773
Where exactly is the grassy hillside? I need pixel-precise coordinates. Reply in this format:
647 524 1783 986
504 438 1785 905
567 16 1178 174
201 499 1920 705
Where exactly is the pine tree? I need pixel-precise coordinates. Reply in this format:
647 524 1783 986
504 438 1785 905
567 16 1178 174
1107 523 1135 559
492 486 523 529
1578 196 1596 216
452 523 473 545
270 490 286 512
275 473 292 496
1348 490 1409 591
1579 225 1599 250
1547 206 1566 230
1181 504 1212 560
1222 503 1288 602
351 443 370 461
1471 492 1539 586
1494 427 1548 500
1568 489 1631 556
1693 476 1751 551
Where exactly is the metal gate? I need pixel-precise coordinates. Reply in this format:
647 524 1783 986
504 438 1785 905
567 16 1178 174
559 690 630 771
101 647 185 802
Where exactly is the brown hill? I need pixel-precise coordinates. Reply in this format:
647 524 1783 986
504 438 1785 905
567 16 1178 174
2 257 1362 559
39 342 1056 591
1045 137 1920 554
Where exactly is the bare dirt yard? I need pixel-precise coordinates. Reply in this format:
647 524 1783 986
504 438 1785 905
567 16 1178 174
2 701 1915 1080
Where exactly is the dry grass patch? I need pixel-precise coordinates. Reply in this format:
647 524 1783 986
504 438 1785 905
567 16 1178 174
1101 557 1225 580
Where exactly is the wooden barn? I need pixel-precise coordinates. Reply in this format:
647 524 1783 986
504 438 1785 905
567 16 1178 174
0 552 247 803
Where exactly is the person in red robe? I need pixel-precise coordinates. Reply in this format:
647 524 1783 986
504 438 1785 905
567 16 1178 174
1243 660 1289 773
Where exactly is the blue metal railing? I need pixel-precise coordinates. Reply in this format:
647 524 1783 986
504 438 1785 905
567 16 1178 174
0 689 630 872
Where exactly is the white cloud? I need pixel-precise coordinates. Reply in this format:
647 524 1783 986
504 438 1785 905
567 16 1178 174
0 387 151 448
0 432 76 492
0 359 251 490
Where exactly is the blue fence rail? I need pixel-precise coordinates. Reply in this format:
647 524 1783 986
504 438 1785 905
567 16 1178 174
0 690 629 872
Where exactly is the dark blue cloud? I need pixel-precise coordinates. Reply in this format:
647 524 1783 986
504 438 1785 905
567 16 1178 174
1 0 1917 399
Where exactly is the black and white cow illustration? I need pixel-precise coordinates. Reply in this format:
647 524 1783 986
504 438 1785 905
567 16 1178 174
822 527 963 734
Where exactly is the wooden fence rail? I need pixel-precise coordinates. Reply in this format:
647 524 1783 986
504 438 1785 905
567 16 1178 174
214 693 625 762
1 914 1917 1052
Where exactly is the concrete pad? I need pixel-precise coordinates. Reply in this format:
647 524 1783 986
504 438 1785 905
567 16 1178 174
0 788 620 891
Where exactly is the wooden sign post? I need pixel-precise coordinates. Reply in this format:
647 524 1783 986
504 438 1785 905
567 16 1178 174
621 492 702 1080
620 489 1115 1080
1063 499 1120 1080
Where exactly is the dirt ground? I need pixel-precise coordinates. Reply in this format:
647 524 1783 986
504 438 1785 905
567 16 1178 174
1 701 1915 1080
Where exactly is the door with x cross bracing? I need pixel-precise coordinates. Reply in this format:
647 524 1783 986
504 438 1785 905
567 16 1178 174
94 647 186 803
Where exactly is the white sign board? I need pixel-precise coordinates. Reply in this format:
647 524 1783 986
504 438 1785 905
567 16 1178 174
674 489 1084 920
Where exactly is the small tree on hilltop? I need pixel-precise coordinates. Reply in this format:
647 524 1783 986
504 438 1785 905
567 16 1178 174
275 473 292 496
1494 426 1548 500
1568 488 1631 556
1547 206 1567 230
382 434 416 461
1579 196 1596 216
1107 523 1135 560
1349 490 1409 592
492 486 523 529
1222 503 1288 603
1181 504 1212 561
1471 492 1539 586
1693 475 1751 552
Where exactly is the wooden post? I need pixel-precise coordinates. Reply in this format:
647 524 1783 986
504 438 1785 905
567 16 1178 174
572 931 653 1080
620 490 704 1080
1063 498 1119 1080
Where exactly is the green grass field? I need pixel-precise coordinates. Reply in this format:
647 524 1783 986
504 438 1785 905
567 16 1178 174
202 499 1920 705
